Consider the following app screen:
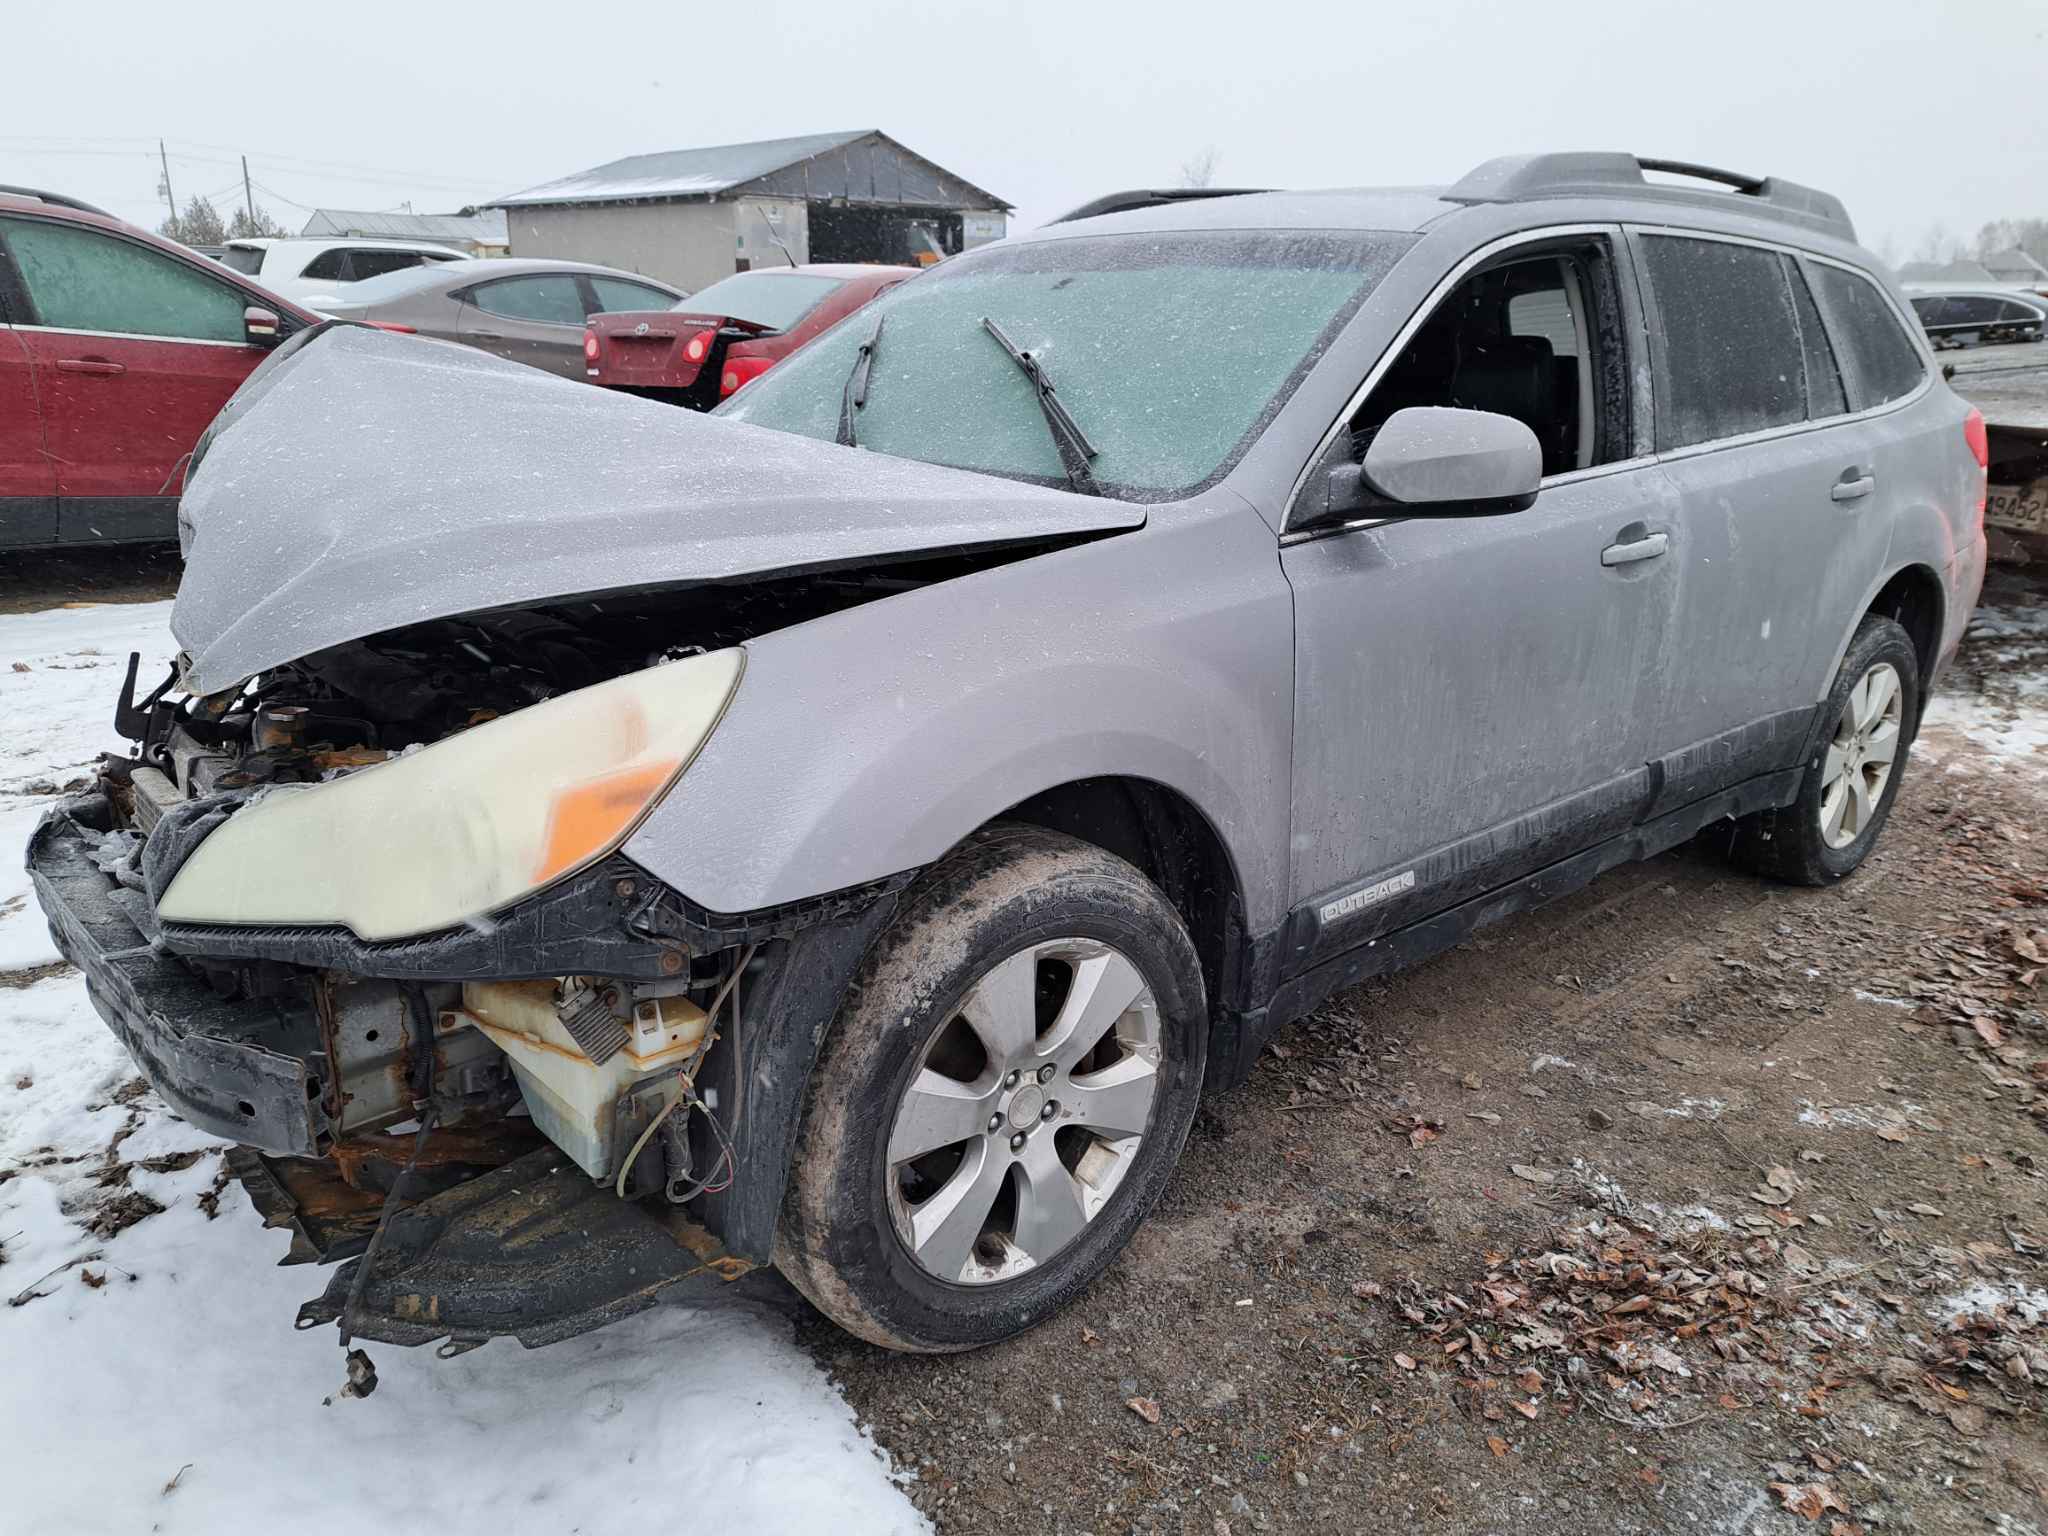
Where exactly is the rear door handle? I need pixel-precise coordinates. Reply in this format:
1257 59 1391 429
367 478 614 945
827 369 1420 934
1831 473 1876 503
56 358 125 377
468 330 505 341
1601 531 1668 566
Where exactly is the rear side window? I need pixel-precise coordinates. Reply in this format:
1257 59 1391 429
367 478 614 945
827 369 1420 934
1785 257 1846 419
348 249 430 281
469 274 588 325
0 217 245 343
218 246 265 275
299 249 350 281
1638 234 1804 449
1802 263 1925 411
588 276 677 313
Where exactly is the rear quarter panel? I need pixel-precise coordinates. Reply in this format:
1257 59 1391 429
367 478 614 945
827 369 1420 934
622 494 1295 933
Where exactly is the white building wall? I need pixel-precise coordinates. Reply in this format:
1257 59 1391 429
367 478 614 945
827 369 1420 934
500 202 739 293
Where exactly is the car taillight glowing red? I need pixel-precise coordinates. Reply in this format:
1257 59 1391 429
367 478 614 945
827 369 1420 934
720 356 775 396
684 328 717 364
583 329 599 362
1965 406 1989 524
366 321 416 334
1964 406 1988 470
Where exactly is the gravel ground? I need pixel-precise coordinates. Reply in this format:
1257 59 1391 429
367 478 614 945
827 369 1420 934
815 567 2048 1536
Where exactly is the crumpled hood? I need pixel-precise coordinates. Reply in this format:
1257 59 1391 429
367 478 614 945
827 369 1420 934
172 324 1139 694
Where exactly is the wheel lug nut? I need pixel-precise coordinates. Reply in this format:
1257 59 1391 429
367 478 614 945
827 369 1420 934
1009 1132 1027 1151
987 1113 1004 1133
1037 1064 1055 1084
1040 1100 1057 1119
1003 1070 1021 1089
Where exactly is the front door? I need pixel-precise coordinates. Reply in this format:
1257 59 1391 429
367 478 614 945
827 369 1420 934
1280 231 1677 974
0 214 263 542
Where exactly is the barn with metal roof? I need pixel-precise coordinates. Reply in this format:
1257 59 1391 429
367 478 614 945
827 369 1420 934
488 130 1009 293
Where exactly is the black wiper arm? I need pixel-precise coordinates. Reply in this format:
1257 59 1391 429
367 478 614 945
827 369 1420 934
836 314 885 447
978 317 1101 495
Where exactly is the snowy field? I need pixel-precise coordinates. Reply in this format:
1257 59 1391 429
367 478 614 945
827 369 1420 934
0 601 924 1536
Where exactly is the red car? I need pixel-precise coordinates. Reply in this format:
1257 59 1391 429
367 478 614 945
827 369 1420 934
0 187 320 549
583 263 909 410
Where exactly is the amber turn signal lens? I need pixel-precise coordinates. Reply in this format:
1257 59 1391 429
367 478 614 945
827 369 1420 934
534 759 681 883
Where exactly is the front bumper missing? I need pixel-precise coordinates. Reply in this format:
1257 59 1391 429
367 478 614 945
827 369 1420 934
28 791 771 1350
27 794 325 1154
291 1147 766 1353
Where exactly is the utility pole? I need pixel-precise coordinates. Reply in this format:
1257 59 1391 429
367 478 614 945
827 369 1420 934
242 155 255 224
157 139 177 232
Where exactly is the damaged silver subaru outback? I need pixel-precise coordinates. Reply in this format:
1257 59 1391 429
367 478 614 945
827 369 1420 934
29 153 1987 1356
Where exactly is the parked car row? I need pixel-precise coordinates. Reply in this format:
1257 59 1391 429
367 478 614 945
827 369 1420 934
2 185 922 548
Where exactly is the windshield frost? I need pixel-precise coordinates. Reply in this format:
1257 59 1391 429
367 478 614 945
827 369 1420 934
720 231 1410 499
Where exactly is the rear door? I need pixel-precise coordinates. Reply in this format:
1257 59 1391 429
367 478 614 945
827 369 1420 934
0 213 262 542
457 273 591 376
0 241 58 546
1632 232 1895 809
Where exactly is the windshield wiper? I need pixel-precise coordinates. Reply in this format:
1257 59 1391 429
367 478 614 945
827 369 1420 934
836 314 885 447
978 317 1101 495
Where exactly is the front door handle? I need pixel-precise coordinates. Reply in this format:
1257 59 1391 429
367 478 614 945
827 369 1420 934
1601 530 1669 566
56 358 125 377
1831 473 1876 503
468 330 505 341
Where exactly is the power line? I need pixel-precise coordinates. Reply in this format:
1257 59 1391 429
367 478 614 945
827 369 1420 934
0 134 510 192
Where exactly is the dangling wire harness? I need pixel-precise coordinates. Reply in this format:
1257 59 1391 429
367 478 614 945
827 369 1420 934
612 942 757 1202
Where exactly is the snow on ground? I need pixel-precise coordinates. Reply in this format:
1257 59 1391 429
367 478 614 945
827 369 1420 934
1917 589 2048 775
0 601 924 1536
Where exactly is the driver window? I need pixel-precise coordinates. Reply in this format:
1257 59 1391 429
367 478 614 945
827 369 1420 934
1350 244 1624 479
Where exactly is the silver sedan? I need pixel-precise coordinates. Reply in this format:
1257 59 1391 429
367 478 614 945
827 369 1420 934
312 258 683 378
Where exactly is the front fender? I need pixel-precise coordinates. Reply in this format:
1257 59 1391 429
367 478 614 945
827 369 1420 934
623 494 1296 934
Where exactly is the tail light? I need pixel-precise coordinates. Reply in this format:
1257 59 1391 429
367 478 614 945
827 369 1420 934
720 356 775 396
582 329 599 362
683 327 717 364
366 321 416 334
1965 406 1988 524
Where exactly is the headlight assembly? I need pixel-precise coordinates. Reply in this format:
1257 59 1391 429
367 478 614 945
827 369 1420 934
157 648 743 941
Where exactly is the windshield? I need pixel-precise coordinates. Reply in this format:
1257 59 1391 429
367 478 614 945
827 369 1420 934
719 231 1412 500
218 246 265 275
676 270 847 330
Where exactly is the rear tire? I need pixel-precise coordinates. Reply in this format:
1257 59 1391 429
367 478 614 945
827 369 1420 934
1729 614 1919 886
774 824 1206 1352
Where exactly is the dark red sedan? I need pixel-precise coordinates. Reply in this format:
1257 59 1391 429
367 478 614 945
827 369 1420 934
0 187 321 548
583 263 909 410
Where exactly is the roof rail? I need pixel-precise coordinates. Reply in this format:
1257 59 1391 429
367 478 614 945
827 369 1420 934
0 185 116 219
1443 153 1855 242
1049 187 1274 225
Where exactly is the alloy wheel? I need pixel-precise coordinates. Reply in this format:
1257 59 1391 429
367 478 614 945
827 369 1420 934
886 939 1162 1285
1819 661 1903 849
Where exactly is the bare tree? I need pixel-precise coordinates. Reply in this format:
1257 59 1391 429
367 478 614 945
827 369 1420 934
1179 147 1221 190
159 195 227 247
227 203 289 240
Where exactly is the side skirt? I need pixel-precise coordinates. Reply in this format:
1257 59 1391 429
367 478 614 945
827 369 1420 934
1212 766 1804 1084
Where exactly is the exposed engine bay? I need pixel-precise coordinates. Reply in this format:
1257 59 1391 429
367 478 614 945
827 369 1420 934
80 556 1026 1265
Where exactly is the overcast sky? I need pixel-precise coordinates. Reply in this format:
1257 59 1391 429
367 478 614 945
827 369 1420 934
7 0 2043 264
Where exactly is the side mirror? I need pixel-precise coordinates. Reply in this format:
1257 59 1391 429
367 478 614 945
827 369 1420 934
243 306 281 348
1361 406 1541 515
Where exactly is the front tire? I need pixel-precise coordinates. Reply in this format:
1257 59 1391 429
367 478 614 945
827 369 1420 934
775 824 1206 1352
1730 614 1919 886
